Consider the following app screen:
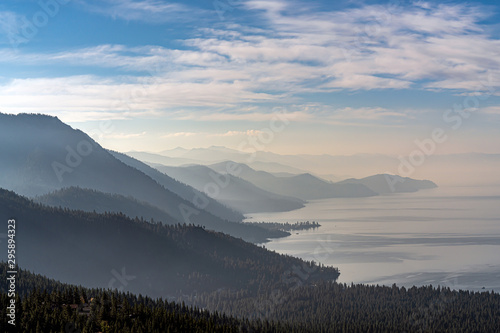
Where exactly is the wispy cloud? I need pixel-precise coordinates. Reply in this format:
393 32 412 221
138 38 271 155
173 110 311 122
482 106 500 115
209 130 263 137
160 130 271 139
237 1 500 92
0 11 28 46
1 1 499 122
78 0 196 23
161 132 197 138
329 107 409 121
103 131 147 139
0 74 275 117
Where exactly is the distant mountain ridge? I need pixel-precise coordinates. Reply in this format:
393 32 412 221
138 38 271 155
338 174 438 194
126 149 308 174
207 161 377 200
109 150 243 222
153 146 500 186
149 163 305 213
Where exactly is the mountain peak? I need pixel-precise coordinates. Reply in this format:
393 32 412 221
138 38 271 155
0 112 61 122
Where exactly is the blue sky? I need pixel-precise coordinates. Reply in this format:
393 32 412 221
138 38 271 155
0 0 499 155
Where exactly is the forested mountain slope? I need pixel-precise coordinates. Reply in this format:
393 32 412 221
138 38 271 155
0 188 337 298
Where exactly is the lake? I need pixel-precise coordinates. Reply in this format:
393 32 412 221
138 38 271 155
245 186 500 293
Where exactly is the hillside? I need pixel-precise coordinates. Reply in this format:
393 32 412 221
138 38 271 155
0 265 297 333
1 265 499 333
35 187 178 224
0 188 336 298
196 280 500 332
150 163 305 213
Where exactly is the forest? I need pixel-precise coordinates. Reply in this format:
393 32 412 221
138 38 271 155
0 188 338 297
1 264 499 332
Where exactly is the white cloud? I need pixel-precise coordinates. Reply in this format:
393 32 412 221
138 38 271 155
0 11 28 46
1 1 499 121
103 131 147 139
210 130 263 137
0 74 275 117
329 107 409 120
173 110 311 122
78 0 196 23
481 106 500 115
161 132 197 138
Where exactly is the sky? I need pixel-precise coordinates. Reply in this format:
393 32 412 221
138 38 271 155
0 0 499 156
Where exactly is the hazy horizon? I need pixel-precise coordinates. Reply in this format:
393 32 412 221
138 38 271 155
121 144 500 187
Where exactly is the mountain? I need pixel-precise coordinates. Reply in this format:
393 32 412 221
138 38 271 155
3 263 500 333
247 160 308 174
338 174 438 194
125 151 200 167
208 161 377 200
0 188 337 298
157 147 500 186
0 113 279 242
35 187 178 224
108 150 243 222
128 149 308 174
149 163 305 214
155 146 365 176
0 265 302 333
158 145 245 162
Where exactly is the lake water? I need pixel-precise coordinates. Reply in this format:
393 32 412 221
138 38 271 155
245 186 500 293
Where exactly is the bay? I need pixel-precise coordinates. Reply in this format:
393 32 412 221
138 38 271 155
245 186 500 292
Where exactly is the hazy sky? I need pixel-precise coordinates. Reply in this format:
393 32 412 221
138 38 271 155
0 0 499 155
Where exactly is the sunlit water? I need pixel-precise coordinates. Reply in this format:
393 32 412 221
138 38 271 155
245 186 500 292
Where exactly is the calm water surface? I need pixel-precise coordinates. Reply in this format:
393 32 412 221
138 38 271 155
245 186 500 292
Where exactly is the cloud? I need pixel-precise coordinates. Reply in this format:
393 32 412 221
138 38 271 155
78 0 196 23
210 130 263 137
102 131 147 139
329 107 409 120
161 132 197 138
0 74 275 118
0 11 28 46
1 1 499 122
481 106 500 115
160 130 272 139
173 110 311 122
